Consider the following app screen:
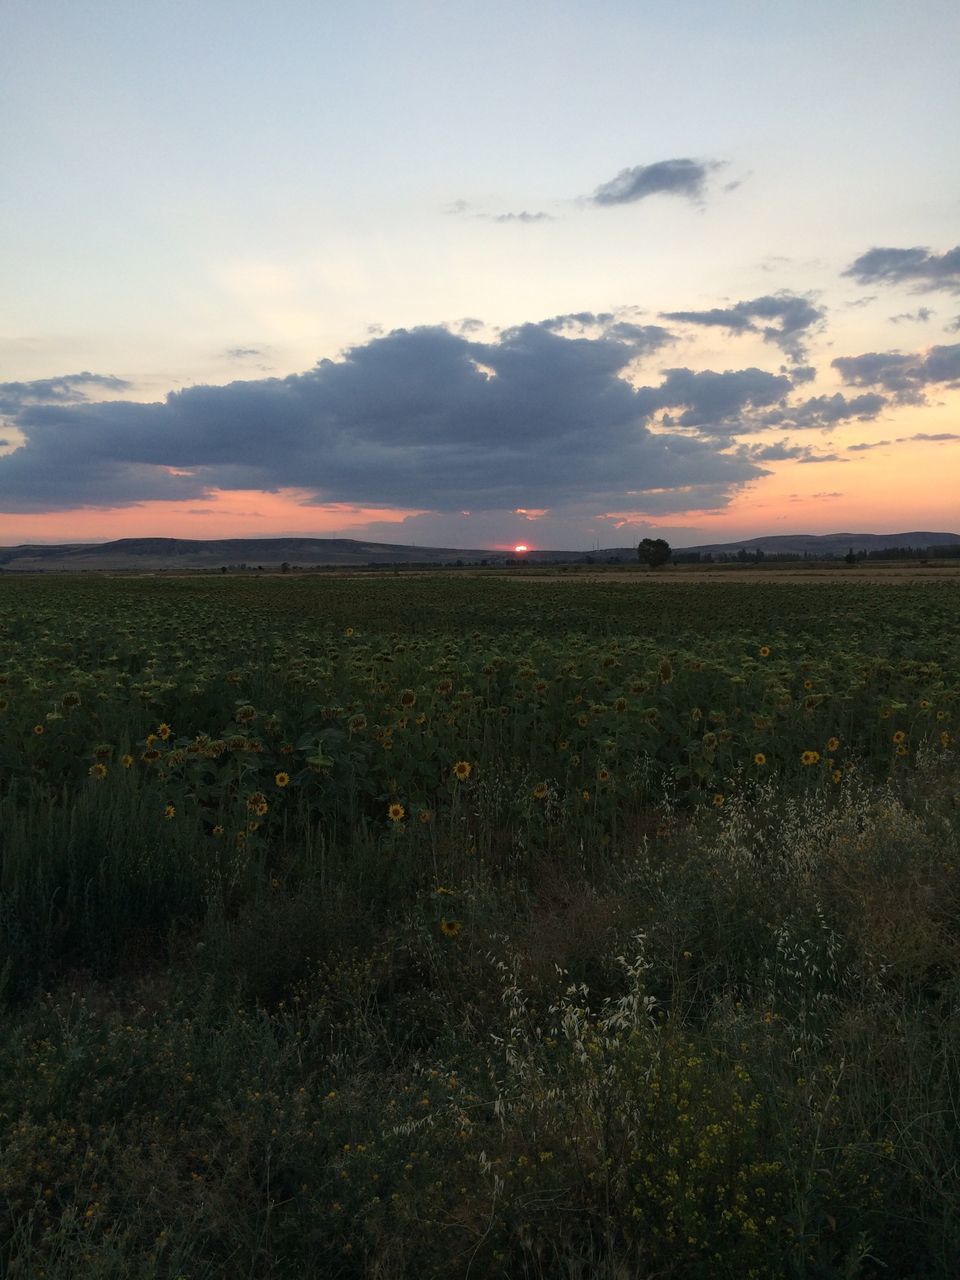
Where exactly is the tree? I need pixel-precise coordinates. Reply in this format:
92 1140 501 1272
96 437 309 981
637 537 672 568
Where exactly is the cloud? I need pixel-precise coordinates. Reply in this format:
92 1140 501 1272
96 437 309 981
847 439 891 451
897 431 960 443
539 311 675 356
446 200 553 224
223 346 266 359
948 316 960 333
492 210 553 223
661 292 825 363
832 342 960 401
0 372 131 414
651 366 792 432
0 321 768 514
843 246 960 293
753 391 887 431
889 308 934 324
796 453 847 464
589 158 722 206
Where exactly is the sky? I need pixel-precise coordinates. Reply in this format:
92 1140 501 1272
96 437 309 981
1 0 959 551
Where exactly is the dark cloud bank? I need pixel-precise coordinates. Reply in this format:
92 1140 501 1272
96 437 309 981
2 316 954 518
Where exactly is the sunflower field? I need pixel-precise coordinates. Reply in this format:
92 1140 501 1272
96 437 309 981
1 571 958 1278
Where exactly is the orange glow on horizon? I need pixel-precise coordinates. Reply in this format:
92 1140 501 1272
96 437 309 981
0 489 426 545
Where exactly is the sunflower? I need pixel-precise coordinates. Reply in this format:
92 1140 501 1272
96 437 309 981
212 825 224 838
895 745 908 757
418 809 433 824
832 770 842 784
658 658 673 684
88 763 108 780
247 792 269 817
141 748 161 763
597 768 610 784
121 754 134 769
344 627 355 637
801 750 820 766
164 804 176 820
275 771 290 788
388 802 406 822
399 688 417 708
32 724 44 736
758 645 771 658
713 793 725 807
156 723 173 740
577 715 589 728
532 782 548 800
892 730 906 744
940 731 952 747
826 737 840 752
452 760 472 781
581 789 590 803
439 918 462 938
349 714 367 733
753 752 766 766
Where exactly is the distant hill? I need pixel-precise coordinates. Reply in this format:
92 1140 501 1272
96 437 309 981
0 531 958 572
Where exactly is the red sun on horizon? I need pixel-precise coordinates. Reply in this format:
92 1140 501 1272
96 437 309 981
513 543 529 553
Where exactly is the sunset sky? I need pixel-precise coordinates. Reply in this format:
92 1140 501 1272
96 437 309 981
2 0 958 549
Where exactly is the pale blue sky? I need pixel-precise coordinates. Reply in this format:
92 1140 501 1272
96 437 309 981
1 0 958 546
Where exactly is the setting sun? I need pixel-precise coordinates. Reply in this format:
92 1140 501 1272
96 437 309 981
514 544 529 553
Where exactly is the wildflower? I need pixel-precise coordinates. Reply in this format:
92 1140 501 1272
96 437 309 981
88 763 108 780
121 754 133 769
439 918 462 938
758 645 771 658
388 803 405 822
156 723 172 740
713 793 725 807
826 736 840 752
452 760 472 781
892 730 906 744
753 752 766 766
275 771 290 787
801 750 820 766
164 804 176 820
